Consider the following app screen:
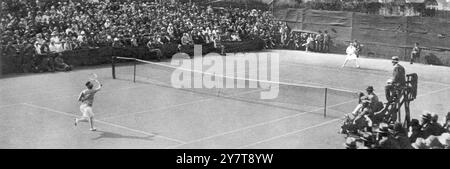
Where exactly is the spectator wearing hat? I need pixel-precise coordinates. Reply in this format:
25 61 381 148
420 112 445 139
431 113 446 134
385 56 406 103
374 123 401 149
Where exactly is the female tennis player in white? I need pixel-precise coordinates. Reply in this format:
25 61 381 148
341 42 360 68
75 78 102 131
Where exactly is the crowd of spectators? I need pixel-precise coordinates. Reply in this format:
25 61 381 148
1 0 334 74
0 0 297 73
340 85 450 149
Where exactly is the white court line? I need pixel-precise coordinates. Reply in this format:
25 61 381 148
165 98 357 149
281 60 450 88
0 103 23 109
237 85 450 149
0 84 149 114
237 119 342 149
25 84 149 105
22 103 186 144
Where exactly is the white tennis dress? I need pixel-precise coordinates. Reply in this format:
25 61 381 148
78 88 100 118
346 45 358 60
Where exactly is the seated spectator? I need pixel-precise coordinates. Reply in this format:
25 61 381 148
391 122 413 149
112 38 124 47
408 119 422 143
431 113 447 134
365 86 383 113
340 98 372 134
373 123 401 149
54 53 72 72
444 112 450 132
421 112 445 139
146 38 163 61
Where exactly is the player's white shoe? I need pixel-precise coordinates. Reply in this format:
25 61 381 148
90 128 97 131
74 119 78 126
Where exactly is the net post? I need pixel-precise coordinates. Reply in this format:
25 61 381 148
133 58 137 83
112 56 116 79
324 88 328 118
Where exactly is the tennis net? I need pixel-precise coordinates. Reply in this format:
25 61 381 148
111 56 359 118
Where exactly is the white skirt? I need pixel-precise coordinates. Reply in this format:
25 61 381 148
346 53 358 60
80 104 94 118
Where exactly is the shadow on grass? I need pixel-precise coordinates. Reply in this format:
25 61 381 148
91 130 156 141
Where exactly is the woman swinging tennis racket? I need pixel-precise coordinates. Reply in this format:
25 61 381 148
75 73 102 131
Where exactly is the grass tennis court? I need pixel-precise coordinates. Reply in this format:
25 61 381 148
1 50 449 149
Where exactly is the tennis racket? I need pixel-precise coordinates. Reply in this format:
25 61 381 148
88 73 98 81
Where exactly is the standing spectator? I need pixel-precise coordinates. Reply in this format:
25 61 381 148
410 42 421 65
315 31 324 53
323 30 330 53
353 40 362 58
304 34 314 53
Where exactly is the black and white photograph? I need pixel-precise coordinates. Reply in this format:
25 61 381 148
1 0 450 157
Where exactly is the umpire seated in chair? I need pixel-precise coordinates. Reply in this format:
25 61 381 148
385 56 406 103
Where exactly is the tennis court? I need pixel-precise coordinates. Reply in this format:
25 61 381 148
1 50 449 149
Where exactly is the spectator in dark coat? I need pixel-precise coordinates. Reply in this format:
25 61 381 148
421 112 445 139
408 119 422 143
444 112 450 132
391 122 413 149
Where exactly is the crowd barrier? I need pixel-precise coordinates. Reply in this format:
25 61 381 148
1 38 266 75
